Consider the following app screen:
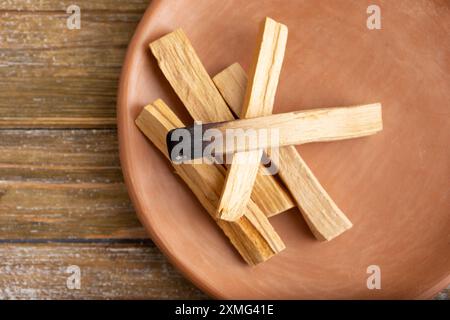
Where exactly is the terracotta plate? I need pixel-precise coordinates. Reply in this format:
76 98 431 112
118 0 449 299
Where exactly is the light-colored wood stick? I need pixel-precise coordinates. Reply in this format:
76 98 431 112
214 63 355 241
274 146 352 240
214 62 247 116
217 17 288 221
241 18 288 119
149 27 294 218
135 99 285 265
149 29 232 123
167 103 383 158
217 150 262 220
216 149 264 221
212 63 248 118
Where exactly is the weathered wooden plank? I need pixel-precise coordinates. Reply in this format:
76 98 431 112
0 183 145 239
0 0 149 11
0 0 446 299
0 243 206 299
0 129 145 239
0 2 147 127
0 12 141 49
0 129 121 183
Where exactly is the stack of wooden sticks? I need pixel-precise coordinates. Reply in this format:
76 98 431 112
136 17 383 265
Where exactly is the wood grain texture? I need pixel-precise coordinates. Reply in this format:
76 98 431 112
0 129 145 239
0 0 445 300
213 66 295 218
0 0 147 128
0 183 143 240
0 0 149 11
213 63 247 118
217 17 288 221
275 147 353 240
149 28 233 123
214 63 353 241
135 100 285 265
0 243 206 300
175 104 383 156
212 104 382 146
216 150 263 221
0 0 205 300
0 129 121 182
149 28 295 217
240 17 288 119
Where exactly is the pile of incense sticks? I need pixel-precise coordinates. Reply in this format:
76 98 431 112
136 17 383 265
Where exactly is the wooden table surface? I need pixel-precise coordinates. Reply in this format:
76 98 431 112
0 0 446 300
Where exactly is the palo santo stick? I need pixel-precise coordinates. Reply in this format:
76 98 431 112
212 63 247 118
150 27 294 217
166 103 383 159
214 62 247 117
217 17 288 221
274 146 352 241
135 99 285 265
241 18 288 118
150 29 232 123
217 149 264 222
218 152 262 220
214 63 355 241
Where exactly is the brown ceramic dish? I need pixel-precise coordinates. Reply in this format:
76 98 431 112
118 0 449 299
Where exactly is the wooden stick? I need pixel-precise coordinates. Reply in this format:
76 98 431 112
217 17 288 221
149 29 232 123
214 63 355 241
213 62 248 117
135 99 285 265
166 103 383 159
216 149 263 222
241 18 288 118
149 27 294 218
212 63 247 118
274 146 352 240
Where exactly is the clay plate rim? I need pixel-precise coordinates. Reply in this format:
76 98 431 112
117 0 450 299
117 0 225 298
